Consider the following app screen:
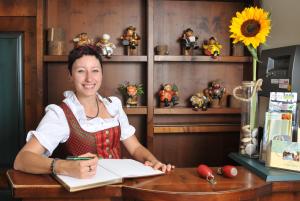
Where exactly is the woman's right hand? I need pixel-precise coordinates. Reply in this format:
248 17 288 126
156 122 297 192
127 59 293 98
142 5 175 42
59 152 98 179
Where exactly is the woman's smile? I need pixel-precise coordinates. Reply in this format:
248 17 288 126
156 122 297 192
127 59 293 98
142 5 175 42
71 55 103 97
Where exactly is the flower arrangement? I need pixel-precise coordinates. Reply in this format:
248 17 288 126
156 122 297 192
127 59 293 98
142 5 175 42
118 82 144 107
229 6 271 81
230 7 271 157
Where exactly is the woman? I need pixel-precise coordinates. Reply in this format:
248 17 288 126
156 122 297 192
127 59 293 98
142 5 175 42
14 45 174 179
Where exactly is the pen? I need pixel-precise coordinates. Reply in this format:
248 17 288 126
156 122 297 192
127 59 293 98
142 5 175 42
66 156 94 160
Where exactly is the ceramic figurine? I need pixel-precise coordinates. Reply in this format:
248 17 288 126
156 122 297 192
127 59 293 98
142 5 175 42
96 33 116 58
120 26 141 55
118 82 144 107
202 37 222 58
159 83 179 107
204 80 226 108
190 92 210 111
73 32 93 47
180 28 199 55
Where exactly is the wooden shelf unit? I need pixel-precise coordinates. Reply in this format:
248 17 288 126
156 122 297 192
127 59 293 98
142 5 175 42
154 107 240 115
154 55 252 62
42 0 253 167
154 123 240 134
123 106 147 115
44 55 148 62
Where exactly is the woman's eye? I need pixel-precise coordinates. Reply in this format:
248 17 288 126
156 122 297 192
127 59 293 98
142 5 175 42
93 69 100 73
77 69 84 73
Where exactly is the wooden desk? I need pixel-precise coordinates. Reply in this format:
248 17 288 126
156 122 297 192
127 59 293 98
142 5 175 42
6 167 300 201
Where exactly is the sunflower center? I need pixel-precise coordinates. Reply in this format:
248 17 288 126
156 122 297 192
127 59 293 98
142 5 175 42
241 20 261 37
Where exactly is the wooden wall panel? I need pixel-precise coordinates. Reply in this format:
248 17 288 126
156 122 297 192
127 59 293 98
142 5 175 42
153 1 243 56
0 0 36 16
45 0 146 55
153 132 239 167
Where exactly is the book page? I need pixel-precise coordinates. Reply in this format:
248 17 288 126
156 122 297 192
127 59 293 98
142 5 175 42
99 159 164 178
267 113 292 141
55 165 122 192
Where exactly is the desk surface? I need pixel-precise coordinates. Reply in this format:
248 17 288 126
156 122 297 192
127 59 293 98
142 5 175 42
6 167 300 201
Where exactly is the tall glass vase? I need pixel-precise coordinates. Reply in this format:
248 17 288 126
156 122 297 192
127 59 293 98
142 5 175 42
233 80 261 158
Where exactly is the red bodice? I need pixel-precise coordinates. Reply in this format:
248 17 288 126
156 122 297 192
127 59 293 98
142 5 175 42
57 102 121 159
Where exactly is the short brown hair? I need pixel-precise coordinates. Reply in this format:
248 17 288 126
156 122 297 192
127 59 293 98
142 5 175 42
67 45 103 74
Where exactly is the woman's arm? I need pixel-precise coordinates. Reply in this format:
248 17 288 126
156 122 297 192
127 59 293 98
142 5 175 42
14 136 98 179
122 135 174 172
14 136 52 173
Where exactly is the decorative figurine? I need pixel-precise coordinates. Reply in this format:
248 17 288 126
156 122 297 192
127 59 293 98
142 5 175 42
204 80 226 108
159 83 179 107
120 26 141 55
190 92 210 111
72 32 93 47
180 28 199 55
202 37 222 58
118 82 144 107
96 33 116 58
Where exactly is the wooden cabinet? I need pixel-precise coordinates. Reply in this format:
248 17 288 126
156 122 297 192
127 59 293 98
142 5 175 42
43 0 253 167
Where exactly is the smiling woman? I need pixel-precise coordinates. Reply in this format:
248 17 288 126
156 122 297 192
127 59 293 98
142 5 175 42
13 44 174 180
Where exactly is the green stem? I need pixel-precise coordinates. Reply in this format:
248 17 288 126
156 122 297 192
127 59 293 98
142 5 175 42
249 58 258 130
253 57 257 81
250 94 257 131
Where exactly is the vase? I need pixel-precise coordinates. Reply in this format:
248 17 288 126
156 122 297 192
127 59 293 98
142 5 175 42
210 99 221 108
126 95 138 107
155 45 169 55
233 81 260 158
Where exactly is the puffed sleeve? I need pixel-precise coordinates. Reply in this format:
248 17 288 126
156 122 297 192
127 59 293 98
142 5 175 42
109 97 135 141
26 104 70 157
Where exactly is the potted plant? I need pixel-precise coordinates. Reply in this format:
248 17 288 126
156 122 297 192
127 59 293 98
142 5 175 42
118 82 144 107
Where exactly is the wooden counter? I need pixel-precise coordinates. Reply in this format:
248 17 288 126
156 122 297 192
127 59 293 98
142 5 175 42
7 167 300 201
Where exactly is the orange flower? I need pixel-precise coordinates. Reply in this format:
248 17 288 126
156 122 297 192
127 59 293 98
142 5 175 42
127 85 137 96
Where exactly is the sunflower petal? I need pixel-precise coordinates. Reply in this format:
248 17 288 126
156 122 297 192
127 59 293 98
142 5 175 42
229 6 271 52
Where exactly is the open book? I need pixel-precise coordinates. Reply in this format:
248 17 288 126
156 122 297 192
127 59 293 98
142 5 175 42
54 159 164 192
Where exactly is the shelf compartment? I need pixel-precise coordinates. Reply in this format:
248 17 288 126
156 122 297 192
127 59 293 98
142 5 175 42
154 123 240 134
154 107 240 115
123 106 147 115
154 55 252 63
44 55 147 62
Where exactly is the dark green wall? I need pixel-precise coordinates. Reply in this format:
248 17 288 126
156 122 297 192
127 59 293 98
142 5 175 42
0 32 24 201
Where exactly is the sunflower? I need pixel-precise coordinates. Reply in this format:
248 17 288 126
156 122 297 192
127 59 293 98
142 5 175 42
229 7 271 49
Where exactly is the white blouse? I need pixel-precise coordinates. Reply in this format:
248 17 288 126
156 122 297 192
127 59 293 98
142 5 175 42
26 91 135 156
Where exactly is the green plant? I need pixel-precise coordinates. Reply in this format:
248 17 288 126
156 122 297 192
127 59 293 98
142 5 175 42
118 82 144 98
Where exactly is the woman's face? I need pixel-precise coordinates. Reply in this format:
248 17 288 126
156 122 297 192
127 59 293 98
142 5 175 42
71 55 102 98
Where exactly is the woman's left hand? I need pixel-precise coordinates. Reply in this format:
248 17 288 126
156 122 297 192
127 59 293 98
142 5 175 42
144 161 175 173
